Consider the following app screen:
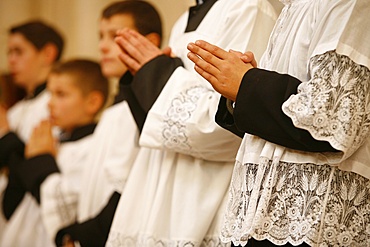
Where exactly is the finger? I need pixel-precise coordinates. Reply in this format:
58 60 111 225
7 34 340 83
194 40 229 59
193 65 219 90
115 35 144 63
241 51 257 67
187 51 220 79
187 43 223 74
229 49 244 58
118 52 141 73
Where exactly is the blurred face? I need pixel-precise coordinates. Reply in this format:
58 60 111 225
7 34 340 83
7 33 45 88
99 14 137 78
47 73 92 133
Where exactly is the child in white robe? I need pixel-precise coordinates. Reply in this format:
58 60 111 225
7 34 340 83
54 1 163 246
106 0 280 246
1 59 108 246
188 0 370 246
0 20 64 246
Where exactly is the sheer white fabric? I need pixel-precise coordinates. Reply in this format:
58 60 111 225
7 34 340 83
222 0 370 246
106 0 278 246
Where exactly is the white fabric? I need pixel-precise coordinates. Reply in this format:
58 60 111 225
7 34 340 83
106 0 278 246
222 0 370 246
40 134 95 240
7 91 50 142
77 100 139 222
0 91 53 247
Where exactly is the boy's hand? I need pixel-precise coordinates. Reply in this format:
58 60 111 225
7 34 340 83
25 120 57 159
115 28 163 75
187 40 254 101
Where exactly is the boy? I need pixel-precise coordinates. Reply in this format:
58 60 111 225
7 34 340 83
55 1 163 246
107 0 279 246
0 20 64 244
1 59 108 246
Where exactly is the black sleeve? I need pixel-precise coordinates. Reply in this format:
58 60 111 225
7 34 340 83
14 154 60 203
0 131 25 168
55 192 121 247
2 152 26 220
224 68 338 152
215 96 244 138
121 55 183 131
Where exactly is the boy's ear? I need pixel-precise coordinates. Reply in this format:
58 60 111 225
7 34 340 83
42 43 59 65
145 32 161 47
86 91 105 116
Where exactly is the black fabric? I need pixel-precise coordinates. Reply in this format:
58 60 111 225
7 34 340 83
215 97 244 138
186 0 218 32
124 55 183 131
0 131 25 168
221 68 338 152
14 154 60 203
118 72 147 132
2 153 26 220
113 72 133 105
25 82 47 100
55 192 121 247
60 123 97 143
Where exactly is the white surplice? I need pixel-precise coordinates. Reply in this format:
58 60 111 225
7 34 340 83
77 100 139 222
106 0 278 246
221 0 370 246
0 91 54 247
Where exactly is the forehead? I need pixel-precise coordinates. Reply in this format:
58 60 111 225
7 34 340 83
100 14 137 32
47 73 79 91
8 33 36 50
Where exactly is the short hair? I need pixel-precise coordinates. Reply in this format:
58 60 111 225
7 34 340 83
50 59 109 111
9 20 64 61
102 0 162 43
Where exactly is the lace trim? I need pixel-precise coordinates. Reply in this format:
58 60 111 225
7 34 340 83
56 182 76 225
283 51 370 158
106 233 230 247
162 86 211 153
221 161 370 246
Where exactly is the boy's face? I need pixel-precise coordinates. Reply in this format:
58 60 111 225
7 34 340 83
47 73 92 132
7 33 46 88
99 14 137 78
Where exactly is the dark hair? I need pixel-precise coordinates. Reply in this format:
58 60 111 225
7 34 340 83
50 59 109 111
9 20 64 61
102 0 162 43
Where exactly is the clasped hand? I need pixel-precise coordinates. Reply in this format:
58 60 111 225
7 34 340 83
25 120 57 159
187 40 256 102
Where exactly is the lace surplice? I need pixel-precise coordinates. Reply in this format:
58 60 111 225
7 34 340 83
221 52 370 247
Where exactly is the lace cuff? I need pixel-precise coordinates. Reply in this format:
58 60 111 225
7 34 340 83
283 51 370 159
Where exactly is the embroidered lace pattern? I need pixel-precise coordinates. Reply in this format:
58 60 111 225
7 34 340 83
221 160 370 246
221 52 370 246
106 233 231 247
162 86 211 153
283 51 370 158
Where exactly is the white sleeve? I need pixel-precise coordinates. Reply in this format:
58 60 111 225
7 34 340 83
140 0 278 162
283 51 370 160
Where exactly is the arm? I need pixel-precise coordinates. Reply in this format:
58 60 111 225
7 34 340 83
189 39 370 154
120 56 184 131
0 132 24 168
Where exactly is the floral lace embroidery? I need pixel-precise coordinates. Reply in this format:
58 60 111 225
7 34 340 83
221 161 370 246
283 51 370 158
162 86 211 152
106 233 230 247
